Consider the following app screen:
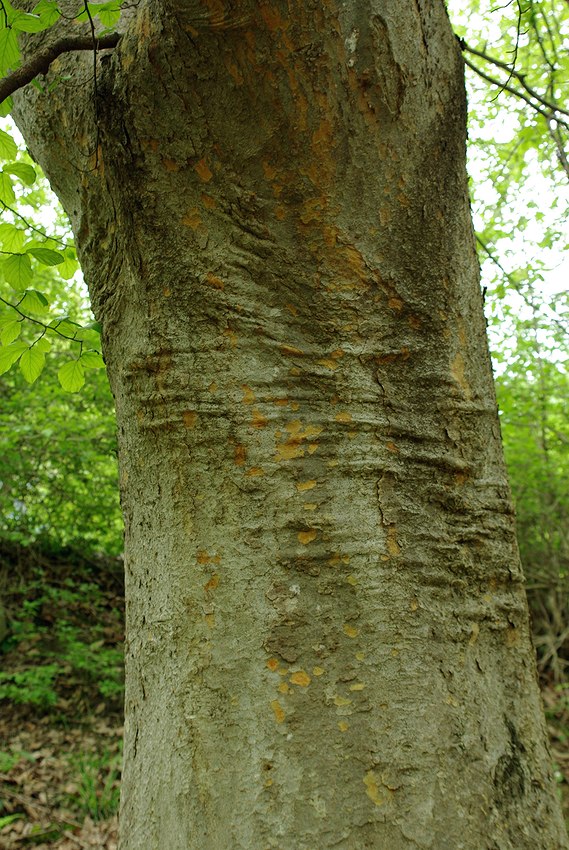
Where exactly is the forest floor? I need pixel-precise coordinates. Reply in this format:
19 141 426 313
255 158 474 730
0 544 568 848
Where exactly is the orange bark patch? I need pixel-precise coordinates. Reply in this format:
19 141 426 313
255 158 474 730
343 624 359 638
162 157 180 172
245 467 264 477
317 358 340 371
252 409 269 428
195 158 213 182
204 574 219 592
206 273 224 290
266 657 279 672
298 529 317 545
260 3 290 34
388 296 404 311
296 480 317 492
275 442 304 462
226 59 244 85
275 419 322 462
312 118 333 148
271 699 285 723
223 327 238 347
241 385 256 404
303 424 324 439
182 209 202 229
141 138 160 152
335 411 353 424
279 344 305 357
201 193 217 209
183 410 198 428
386 441 398 453
197 550 221 565
387 526 401 556
262 160 278 180
290 670 311 687
234 444 247 466
451 352 472 398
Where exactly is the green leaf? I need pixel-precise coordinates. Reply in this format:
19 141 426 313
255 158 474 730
0 27 20 76
10 11 51 32
80 350 105 369
33 335 51 353
0 340 27 374
32 0 61 27
49 316 80 338
26 246 63 265
19 289 50 315
0 814 23 828
0 128 17 161
0 222 25 252
3 253 33 290
58 249 79 280
20 347 46 383
0 171 16 204
97 7 121 27
4 162 36 185
0 319 21 345
0 95 13 118
58 360 85 393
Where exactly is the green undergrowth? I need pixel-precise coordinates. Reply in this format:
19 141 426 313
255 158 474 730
0 545 124 716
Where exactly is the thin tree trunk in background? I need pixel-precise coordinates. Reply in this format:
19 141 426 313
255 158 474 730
13 1 569 847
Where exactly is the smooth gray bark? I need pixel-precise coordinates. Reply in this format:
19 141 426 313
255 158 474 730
13 1 569 847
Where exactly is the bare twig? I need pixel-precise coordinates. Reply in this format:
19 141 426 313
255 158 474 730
462 55 569 133
461 40 569 119
0 33 120 104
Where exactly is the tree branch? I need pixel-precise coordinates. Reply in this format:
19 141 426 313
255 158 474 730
461 40 569 119
462 55 569 133
0 33 120 104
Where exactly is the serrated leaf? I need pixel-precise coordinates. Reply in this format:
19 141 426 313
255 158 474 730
81 350 105 369
0 27 20 77
20 347 45 383
19 289 50 315
0 319 21 345
4 162 36 185
0 172 15 204
3 253 33 290
58 360 85 392
0 341 27 375
27 246 63 265
0 223 25 252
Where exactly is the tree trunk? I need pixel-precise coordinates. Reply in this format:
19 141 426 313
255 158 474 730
13 1 568 847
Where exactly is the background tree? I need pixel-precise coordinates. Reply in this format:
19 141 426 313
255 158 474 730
0 1 567 848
